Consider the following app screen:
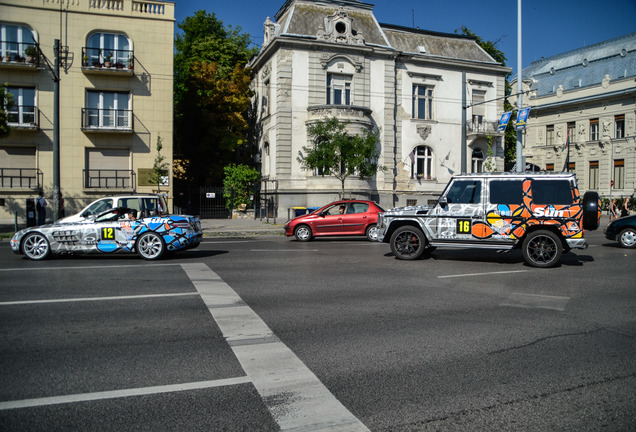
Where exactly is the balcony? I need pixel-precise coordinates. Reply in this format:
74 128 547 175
0 42 40 70
7 105 39 131
81 108 134 133
84 169 136 190
466 120 501 137
0 168 43 190
307 104 374 129
81 47 134 76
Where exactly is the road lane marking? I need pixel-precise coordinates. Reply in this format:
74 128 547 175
501 292 571 311
181 262 369 431
0 292 198 306
438 270 528 279
0 377 251 411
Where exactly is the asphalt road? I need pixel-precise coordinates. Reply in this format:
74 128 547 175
0 226 634 431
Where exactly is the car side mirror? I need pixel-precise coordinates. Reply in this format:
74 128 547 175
439 196 448 207
319 211 326 217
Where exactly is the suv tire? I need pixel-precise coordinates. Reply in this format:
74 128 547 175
390 225 428 260
582 191 600 230
522 230 562 268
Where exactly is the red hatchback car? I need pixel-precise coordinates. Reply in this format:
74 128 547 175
284 200 385 241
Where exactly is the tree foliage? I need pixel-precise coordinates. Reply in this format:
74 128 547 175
300 117 383 198
148 134 169 191
174 11 258 186
222 163 260 209
0 84 13 139
458 26 517 164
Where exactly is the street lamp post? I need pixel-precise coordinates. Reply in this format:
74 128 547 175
515 0 524 173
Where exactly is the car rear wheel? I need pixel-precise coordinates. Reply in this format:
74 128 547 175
366 224 378 241
294 225 313 242
522 230 562 268
618 228 636 249
22 232 51 260
390 225 427 260
137 232 165 260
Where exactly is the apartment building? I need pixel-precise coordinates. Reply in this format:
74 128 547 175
249 0 510 218
0 0 174 224
513 33 636 199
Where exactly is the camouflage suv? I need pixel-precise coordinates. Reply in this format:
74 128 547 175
376 172 600 268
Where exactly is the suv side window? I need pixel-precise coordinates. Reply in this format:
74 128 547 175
532 180 573 204
446 180 481 204
490 180 524 204
118 198 141 212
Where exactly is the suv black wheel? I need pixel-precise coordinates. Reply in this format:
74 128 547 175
582 191 600 231
522 230 562 268
390 225 427 260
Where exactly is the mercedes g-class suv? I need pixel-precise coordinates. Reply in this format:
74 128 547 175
376 173 600 268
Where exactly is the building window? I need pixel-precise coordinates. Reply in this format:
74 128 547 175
327 74 351 105
589 118 599 141
545 163 554 172
84 90 131 130
263 80 271 116
0 146 40 189
411 145 433 179
0 23 35 60
85 32 132 67
614 159 624 189
615 115 625 139
472 148 484 173
589 161 599 190
568 162 576 172
471 90 485 130
5 86 36 126
412 84 434 120
85 148 133 189
567 122 575 141
546 125 554 146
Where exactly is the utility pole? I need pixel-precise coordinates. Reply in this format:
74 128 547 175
515 0 524 172
52 39 61 221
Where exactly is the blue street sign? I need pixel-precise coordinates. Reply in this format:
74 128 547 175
515 108 530 131
497 112 512 132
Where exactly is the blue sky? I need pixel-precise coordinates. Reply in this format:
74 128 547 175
173 0 636 76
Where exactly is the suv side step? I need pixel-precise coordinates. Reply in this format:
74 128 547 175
429 241 515 250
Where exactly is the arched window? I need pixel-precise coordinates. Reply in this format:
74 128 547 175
1 23 35 60
86 32 131 67
472 148 484 173
411 145 433 179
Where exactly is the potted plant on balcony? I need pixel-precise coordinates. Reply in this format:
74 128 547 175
3 53 10 62
104 52 112 68
25 45 38 63
127 54 134 70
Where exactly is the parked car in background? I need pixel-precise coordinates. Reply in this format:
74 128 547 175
284 200 385 241
12 206 202 261
604 214 636 248
58 194 168 223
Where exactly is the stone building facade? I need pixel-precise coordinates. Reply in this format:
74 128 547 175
249 0 510 219
514 32 636 201
0 0 174 224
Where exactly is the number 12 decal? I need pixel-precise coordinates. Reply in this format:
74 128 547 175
102 227 115 240
457 219 471 234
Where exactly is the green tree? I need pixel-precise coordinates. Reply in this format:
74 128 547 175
223 164 260 209
148 134 169 192
300 117 384 199
0 84 13 139
457 27 516 165
174 11 257 186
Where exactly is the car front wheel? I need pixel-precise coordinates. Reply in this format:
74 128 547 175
137 232 165 260
522 230 562 268
294 225 313 242
618 228 636 249
390 225 427 260
22 232 51 260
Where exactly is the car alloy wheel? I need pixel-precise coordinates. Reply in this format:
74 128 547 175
137 232 165 260
22 232 51 260
522 230 562 268
618 228 636 249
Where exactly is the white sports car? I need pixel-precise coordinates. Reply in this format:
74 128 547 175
11 207 202 261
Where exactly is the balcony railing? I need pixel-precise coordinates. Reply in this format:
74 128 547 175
81 47 134 72
81 108 134 132
84 169 136 189
7 105 39 130
467 120 500 135
1 41 40 67
0 168 42 189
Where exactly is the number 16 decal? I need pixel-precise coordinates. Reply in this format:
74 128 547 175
102 227 115 240
457 219 471 234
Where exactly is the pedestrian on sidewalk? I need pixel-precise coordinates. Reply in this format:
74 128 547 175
36 190 47 225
